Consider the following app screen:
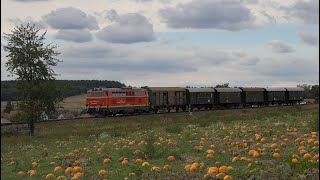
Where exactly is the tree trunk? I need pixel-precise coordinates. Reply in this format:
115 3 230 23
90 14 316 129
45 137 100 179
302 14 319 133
30 117 34 136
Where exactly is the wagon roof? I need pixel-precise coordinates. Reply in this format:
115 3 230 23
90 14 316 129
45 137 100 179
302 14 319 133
214 88 242 92
285 87 304 91
239 87 265 92
145 87 187 92
187 88 215 92
264 87 286 91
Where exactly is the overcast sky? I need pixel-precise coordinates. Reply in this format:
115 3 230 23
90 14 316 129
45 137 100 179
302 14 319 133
1 0 319 87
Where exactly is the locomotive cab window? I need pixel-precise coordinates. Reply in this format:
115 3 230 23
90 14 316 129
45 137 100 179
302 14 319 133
87 92 94 97
134 91 141 96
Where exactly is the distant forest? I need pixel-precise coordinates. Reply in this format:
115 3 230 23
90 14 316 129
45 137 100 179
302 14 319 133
1 80 126 101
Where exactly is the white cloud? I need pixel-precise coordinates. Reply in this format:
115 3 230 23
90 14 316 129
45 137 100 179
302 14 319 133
159 0 255 30
298 30 319 46
268 40 295 53
42 7 99 30
96 12 155 43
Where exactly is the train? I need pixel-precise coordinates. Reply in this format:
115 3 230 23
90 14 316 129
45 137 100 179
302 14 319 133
85 86 304 116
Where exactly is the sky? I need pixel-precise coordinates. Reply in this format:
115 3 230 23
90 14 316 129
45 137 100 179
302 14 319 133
1 0 319 88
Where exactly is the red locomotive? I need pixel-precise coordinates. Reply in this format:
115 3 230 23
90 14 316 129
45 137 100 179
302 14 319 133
86 87 149 116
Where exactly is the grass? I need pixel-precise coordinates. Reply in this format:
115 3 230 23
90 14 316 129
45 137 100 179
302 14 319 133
1 104 319 179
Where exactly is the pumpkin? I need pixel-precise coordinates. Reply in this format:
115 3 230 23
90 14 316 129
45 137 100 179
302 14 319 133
45 173 55 179
73 166 83 173
65 167 73 174
121 159 129 165
303 153 312 159
71 176 80 180
184 164 191 171
99 170 107 175
103 158 111 164
163 164 172 171
314 141 319 145
284 138 289 142
133 150 141 155
151 166 161 172
57 176 66 179
135 159 143 164
167 156 175 161
253 151 260 158
300 141 307 146
18 171 25 176
280 143 286 147
207 167 219 175
207 149 215 155
218 166 228 173
273 153 280 159
190 162 200 172
74 172 83 178
224 175 233 180
54 166 63 172
248 150 255 156
207 154 214 159
292 158 299 163
271 144 277 148
308 139 314 144
232 157 239 163
142 162 151 167
28 170 37 176
31 162 38 167
216 173 226 180
260 138 267 143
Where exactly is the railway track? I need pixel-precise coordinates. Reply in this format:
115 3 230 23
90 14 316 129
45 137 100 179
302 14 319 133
1 104 312 127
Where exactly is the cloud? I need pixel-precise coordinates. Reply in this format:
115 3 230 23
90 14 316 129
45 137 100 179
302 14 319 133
159 0 255 30
268 40 295 53
96 12 155 43
54 30 93 43
283 0 319 25
42 7 99 30
13 0 50 1
298 30 319 46
8 17 47 29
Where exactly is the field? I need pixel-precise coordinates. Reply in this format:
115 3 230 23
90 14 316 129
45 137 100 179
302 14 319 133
1 94 86 117
1 104 319 179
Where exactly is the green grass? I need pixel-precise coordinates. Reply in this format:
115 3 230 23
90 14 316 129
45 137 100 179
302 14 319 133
1 104 319 179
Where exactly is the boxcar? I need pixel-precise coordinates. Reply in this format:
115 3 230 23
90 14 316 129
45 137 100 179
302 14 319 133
285 87 304 104
86 87 149 116
264 87 286 105
143 87 187 112
214 88 242 108
186 88 215 111
240 87 265 107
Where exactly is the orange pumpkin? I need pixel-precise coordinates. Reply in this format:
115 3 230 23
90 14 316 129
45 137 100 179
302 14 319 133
65 167 73 174
219 166 228 173
273 153 280 159
31 162 38 167
304 153 312 159
167 156 175 161
54 166 63 172
45 173 55 179
292 158 299 163
99 170 107 175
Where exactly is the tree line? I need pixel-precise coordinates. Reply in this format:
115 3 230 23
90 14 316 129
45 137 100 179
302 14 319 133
1 80 126 101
